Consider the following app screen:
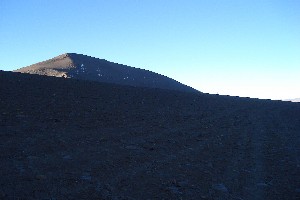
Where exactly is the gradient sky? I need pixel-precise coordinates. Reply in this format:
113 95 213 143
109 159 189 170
1 0 299 100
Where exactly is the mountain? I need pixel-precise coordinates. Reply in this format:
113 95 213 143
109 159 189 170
287 98 300 102
14 53 197 93
1 70 300 199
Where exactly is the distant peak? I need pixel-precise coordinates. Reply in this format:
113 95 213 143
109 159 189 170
13 53 198 93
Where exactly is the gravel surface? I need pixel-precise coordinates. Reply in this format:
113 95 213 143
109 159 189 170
1 71 300 199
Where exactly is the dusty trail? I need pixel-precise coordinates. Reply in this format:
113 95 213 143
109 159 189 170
215 106 300 200
243 109 268 200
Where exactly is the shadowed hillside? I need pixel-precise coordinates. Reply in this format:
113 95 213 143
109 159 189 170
14 53 197 93
0 71 300 199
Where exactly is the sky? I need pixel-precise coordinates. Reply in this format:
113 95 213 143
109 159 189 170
0 0 299 100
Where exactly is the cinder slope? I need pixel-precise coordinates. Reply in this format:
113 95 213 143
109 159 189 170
14 54 74 77
14 53 197 93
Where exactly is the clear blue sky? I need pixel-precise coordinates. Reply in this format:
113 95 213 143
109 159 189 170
1 0 299 100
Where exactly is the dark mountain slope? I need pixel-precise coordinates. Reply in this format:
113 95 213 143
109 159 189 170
14 53 197 93
0 71 300 199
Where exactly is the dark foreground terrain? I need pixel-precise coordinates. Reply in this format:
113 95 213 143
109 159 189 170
0 71 299 199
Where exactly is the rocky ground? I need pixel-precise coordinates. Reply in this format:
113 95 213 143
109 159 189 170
0 71 300 199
